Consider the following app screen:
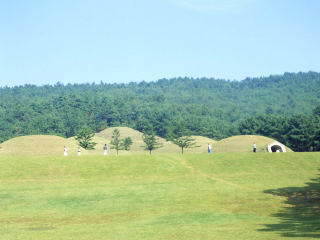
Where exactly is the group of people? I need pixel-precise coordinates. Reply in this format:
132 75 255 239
63 144 109 156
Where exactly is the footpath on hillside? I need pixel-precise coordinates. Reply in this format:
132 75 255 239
171 156 254 191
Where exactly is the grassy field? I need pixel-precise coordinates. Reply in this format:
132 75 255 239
0 153 319 240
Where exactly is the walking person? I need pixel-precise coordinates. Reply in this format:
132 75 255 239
103 144 108 155
77 147 81 156
208 143 212 154
64 146 68 156
253 143 257 153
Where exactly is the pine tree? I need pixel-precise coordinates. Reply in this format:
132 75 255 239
122 137 133 151
110 128 124 155
173 136 197 154
75 127 97 150
142 132 163 154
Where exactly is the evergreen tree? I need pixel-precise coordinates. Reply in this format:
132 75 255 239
142 132 163 154
110 128 124 155
286 115 319 152
173 136 197 154
75 127 97 150
0 72 319 147
313 105 320 116
167 120 198 154
122 137 133 151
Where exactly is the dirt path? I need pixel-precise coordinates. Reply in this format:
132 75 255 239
178 157 254 191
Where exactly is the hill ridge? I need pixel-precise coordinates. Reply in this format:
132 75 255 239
0 71 319 143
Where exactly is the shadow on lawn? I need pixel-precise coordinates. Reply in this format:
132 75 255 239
260 170 320 238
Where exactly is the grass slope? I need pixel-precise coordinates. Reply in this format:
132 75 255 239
0 153 319 240
188 135 217 153
96 126 157 153
213 135 292 153
0 135 76 156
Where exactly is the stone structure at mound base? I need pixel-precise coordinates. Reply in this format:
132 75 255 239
267 142 287 152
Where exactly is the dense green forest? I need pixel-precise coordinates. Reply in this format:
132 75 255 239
238 109 320 151
0 72 319 151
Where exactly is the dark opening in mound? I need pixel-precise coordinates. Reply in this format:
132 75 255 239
271 145 283 152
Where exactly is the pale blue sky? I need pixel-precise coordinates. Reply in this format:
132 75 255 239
0 0 319 86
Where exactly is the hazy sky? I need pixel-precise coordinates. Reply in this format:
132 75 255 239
0 0 319 86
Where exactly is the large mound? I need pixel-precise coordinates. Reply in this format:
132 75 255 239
96 127 180 153
213 135 292 153
96 127 217 154
0 135 76 156
96 127 148 153
96 127 143 140
190 136 217 144
188 136 217 153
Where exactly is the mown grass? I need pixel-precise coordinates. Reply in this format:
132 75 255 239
0 153 319 240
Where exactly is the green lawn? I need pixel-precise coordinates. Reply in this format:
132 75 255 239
0 153 319 240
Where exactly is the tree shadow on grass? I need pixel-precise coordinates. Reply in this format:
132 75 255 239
260 170 320 238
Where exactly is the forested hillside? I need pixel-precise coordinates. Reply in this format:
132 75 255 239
0 72 319 147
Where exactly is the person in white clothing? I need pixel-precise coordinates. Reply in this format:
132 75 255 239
253 143 257 153
208 143 212 153
103 144 108 155
64 146 68 156
77 147 81 156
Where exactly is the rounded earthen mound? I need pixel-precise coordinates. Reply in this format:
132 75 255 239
213 135 292 153
0 135 75 156
96 127 178 153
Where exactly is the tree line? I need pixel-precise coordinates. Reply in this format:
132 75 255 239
238 107 320 152
0 72 319 151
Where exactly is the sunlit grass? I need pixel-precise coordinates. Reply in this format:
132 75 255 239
0 153 319 239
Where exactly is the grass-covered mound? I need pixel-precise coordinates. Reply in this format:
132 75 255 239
0 135 76 156
0 130 290 156
96 126 149 153
213 135 292 153
96 126 143 140
96 127 181 154
96 127 216 154
189 135 217 153
0 153 319 239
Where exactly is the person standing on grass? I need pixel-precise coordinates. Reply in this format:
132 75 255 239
208 143 212 153
253 143 257 153
103 144 108 155
64 146 68 156
77 147 81 156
